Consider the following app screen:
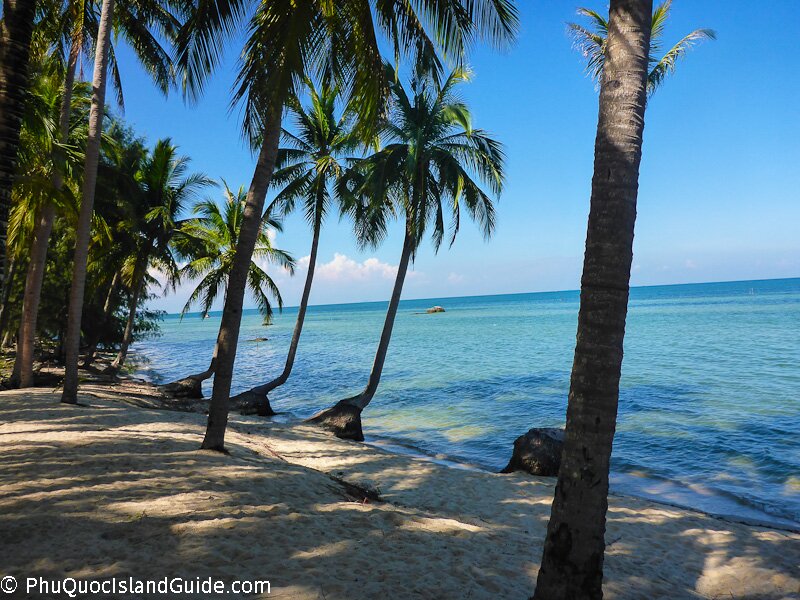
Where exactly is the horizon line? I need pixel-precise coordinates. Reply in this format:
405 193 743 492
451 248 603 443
164 274 800 318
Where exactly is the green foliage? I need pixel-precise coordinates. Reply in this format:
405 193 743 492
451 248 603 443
342 64 505 255
174 0 519 142
173 182 296 325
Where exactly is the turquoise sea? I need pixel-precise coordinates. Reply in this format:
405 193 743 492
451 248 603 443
135 277 800 529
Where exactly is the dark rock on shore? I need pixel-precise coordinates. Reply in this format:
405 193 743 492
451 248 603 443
501 427 564 476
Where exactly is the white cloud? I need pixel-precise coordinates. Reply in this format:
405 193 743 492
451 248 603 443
447 272 464 284
315 253 400 282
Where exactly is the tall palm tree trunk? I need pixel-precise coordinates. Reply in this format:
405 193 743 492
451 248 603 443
201 104 283 451
111 239 153 372
14 47 80 388
110 276 143 372
83 270 120 367
0 257 17 343
12 204 56 386
0 0 37 282
532 1 652 598
308 224 414 441
61 0 115 404
231 212 322 414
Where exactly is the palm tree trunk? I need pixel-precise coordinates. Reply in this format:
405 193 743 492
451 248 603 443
111 246 151 372
308 224 414 441
84 271 120 367
160 342 217 399
233 211 322 412
0 0 37 283
532 2 652 598
14 49 80 388
0 257 17 342
61 0 115 404
13 204 56 387
201 103 284 451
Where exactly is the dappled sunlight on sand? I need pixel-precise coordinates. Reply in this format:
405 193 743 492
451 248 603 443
1 389 798 599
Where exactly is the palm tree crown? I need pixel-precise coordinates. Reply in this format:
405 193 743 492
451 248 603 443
174 183 295 324
346 65 505 253
270 79 361 229
568 0 715 97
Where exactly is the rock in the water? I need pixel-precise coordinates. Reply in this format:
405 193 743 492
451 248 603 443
501 427 564 476
306 402 364 441
426 306 445 313
247 337 269 342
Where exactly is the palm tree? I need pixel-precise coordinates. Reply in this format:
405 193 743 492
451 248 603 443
230 78 361 414
162 182 294 399
9 54 88 387
108 138 213 372
310 66 505 441
14 0 184 389
61 0 183 403
568 0 715 98
0 0 37 277
532 1 653 598
176 0 519 451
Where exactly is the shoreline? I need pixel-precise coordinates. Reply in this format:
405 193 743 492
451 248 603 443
2 382 798 599
131 366 800 533
80 370 800 533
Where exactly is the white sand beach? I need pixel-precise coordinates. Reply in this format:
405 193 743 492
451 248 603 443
1 386 798 599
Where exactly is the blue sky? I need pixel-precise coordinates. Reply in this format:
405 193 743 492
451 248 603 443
113 1 800 313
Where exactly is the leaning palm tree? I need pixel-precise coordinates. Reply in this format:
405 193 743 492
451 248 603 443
309 66 505 441
161 183 295 399
176 0 518 451
568 0 715 98
61 0 183 403
0 0 37 275
230 78 361 414
532 1 654 598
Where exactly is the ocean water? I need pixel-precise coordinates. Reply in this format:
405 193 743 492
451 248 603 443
135 278 800 529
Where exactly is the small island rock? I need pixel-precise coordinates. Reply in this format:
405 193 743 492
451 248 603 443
426 306 445 313
501 427 564 476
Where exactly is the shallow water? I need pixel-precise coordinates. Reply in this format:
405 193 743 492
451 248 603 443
136 278 800 528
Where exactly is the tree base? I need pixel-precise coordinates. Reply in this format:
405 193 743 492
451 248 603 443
501 427 564 476
159 376 204 399
230 389 275 416
306 402 364 441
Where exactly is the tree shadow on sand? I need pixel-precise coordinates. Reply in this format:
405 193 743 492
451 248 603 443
1 390 797 599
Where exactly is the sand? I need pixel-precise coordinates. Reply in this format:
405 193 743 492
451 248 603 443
1 386 798 599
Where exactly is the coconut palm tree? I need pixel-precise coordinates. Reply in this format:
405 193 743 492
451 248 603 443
532 1 653 598
230 78 361 413
9 54 89 387
107 138 212 372
14 0 186 389
61 0 184 403
162 183 294 399
0 0 37 276
176 0 518 451
309 66 505 441
568 0 715 98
